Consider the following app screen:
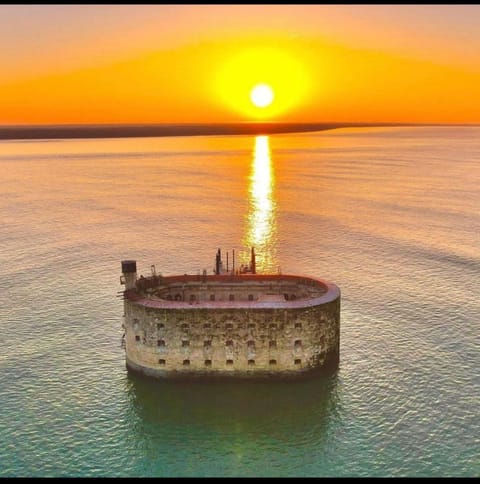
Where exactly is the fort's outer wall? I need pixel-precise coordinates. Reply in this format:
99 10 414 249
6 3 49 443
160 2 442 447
123 297 340 379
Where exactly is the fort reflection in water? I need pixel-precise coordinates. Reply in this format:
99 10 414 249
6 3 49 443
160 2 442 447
243 135 278 273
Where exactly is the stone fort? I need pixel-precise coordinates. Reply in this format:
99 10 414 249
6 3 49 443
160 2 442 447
120 251 340 379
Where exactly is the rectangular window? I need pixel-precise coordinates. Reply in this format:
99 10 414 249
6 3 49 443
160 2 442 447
205 359 212 367
294 359 301 365
269 359 277 365
158 359 166 365
135 335 140 342
183 359 190 366
226 359 233 366
248 359 255 366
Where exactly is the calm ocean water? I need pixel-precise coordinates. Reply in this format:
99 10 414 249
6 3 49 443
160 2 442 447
0 126 478 477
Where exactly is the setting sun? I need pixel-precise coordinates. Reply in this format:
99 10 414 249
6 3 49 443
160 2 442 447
250 84 274 108
0 5 480 124
214 45 311 121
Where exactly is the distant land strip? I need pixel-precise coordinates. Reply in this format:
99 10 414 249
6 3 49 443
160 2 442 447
0 122 471 140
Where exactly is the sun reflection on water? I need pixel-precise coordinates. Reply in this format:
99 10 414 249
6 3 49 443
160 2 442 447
243 135 278 273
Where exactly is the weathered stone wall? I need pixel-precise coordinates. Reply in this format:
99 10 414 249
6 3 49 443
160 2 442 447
123 296 340 379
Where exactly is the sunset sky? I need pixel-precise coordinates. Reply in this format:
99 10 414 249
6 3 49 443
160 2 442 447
1 4 480 125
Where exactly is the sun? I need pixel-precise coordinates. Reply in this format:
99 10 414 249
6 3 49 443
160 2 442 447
250 83 274 108
215 46 310 119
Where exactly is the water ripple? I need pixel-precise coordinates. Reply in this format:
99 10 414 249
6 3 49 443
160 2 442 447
0 127 479 477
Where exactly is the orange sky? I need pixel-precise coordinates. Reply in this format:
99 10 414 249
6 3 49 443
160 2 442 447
1 5 480 125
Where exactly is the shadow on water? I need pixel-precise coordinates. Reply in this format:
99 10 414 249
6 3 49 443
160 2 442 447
124 370 341 443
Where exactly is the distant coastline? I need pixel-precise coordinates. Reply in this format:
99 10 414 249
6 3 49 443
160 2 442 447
0 122 403 141
0 122 472 140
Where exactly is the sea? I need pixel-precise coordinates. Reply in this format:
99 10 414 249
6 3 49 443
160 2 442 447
0 126 478 477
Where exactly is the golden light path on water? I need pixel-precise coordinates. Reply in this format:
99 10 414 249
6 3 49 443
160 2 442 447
243 135 278 273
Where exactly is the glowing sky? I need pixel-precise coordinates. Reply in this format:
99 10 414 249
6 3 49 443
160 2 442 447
1 5 480 124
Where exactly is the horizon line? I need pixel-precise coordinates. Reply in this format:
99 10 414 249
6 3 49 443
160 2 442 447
0 121 478 141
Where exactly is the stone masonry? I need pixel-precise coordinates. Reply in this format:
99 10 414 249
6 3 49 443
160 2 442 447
121 270 341 380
